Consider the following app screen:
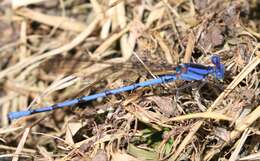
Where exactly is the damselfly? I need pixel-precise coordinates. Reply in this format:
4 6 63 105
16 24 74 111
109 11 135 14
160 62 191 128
8 55 224 120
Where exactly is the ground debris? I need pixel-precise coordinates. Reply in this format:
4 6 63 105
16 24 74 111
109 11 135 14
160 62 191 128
0 0 259 161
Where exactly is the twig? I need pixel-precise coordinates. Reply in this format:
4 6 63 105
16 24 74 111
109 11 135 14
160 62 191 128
12 127 30 161
0 18 100 79
16 8 88 32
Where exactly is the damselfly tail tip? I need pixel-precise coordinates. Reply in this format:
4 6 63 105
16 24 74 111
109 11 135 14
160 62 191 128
8 111 32 121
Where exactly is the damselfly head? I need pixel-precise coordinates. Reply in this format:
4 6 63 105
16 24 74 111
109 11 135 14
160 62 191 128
211 55 221 67
215 63 225 80
211 55 225 80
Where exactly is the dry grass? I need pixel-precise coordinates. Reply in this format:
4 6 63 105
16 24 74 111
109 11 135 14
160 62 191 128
0 0 259 161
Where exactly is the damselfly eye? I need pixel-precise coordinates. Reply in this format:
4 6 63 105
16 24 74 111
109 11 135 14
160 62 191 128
211 55 221 66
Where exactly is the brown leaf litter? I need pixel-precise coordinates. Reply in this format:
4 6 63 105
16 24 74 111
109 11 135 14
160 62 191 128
0 0 259 161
